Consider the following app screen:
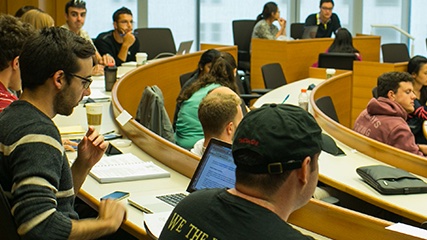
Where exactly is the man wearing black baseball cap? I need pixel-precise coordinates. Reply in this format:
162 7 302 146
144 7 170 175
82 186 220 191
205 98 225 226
159 104 322 239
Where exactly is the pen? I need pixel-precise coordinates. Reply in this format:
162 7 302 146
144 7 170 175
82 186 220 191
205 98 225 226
282 94 290 103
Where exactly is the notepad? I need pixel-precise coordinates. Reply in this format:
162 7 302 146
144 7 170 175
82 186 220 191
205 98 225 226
89 153 170 183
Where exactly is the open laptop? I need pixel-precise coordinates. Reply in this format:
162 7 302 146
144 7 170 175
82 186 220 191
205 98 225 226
176 40 193 55
302 25 318 39
128 138 235 214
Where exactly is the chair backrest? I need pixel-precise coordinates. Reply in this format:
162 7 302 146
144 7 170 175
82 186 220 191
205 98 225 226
136 86 175 143
381 43 410 63
315 96 339 123
134 28 176 60
290 23 305 39
318 52 358 70
179 72 194 88
232 20 256 72
261 63 287 89
0 185 21 240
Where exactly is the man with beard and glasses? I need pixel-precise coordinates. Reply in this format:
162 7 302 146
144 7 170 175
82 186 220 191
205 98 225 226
0 27 127 240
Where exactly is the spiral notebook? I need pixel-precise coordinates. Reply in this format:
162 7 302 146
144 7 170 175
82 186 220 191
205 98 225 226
89 153 170 183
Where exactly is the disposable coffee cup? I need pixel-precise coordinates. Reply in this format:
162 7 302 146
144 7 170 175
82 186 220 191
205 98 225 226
135 52 148 65
326 68 336 79
104 65 117 91
86 103 103 132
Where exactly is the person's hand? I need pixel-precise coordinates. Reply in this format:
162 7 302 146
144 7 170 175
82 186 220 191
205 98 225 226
92 64 104 76
75 126 109 169
278 17 286 29
98 199 127 233
122 31 136 47
63 139 78 152
99 54 115 66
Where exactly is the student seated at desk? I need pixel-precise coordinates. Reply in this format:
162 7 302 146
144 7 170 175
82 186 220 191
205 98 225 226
353 72 427 157
304 0 341 38
175 52 239 150
312 28 361 67
191 87 243 156
160 104 321 239
173 49 221 130
406 55 427 144
94 7 139 66
0 27 126 239
252 2 286 40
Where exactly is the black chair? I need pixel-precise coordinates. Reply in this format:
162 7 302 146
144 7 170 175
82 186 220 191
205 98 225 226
232 20 256 74
318 52 358 70
315 96 339 123
290 23 305 39
381 43 410 63
0 185 20 240
179 72 194 88
254 63 287 94
235 75 261 106
134 28 176 60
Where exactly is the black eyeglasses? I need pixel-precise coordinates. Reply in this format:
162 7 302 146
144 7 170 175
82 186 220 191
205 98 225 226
66 72 92 89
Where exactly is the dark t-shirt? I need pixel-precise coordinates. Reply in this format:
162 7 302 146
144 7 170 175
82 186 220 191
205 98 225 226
305 13 341 38
94 30 140 66
159 188 314 240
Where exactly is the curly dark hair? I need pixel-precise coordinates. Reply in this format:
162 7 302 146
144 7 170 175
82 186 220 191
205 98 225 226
0 14 36 71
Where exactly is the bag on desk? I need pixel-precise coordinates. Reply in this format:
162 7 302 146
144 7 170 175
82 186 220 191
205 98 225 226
356 165 427 195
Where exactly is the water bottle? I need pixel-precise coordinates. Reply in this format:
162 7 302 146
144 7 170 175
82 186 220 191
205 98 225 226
298 89 309 111
104 63 117 91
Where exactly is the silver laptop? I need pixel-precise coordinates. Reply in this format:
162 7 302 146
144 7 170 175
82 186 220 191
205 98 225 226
128 138 235 213
176 40 193 55
302 25 318 39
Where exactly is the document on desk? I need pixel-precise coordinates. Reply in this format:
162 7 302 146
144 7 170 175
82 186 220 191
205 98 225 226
89 153 170 183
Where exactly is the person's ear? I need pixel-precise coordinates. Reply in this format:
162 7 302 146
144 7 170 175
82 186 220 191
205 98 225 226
225 121 234 136
411 72 417 79
12 56 19 71
387 90 395 100
52 70 65 90
233 68 237 77
296 156 311 185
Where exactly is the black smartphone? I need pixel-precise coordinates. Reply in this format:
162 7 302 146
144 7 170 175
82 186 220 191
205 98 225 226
104 133 122 141
100 191 129 201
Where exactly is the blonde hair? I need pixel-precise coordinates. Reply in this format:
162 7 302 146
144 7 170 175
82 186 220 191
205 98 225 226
21 9 54 30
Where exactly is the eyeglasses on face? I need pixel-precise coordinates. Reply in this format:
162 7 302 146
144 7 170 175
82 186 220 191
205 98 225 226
321 7 333 11
65 72 92 89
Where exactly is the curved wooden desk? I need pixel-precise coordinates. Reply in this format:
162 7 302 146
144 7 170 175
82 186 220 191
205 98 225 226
250 35 381 90
107 48 423 239
311 69 427 180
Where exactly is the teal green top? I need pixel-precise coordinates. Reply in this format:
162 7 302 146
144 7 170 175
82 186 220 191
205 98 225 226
175 83 221 149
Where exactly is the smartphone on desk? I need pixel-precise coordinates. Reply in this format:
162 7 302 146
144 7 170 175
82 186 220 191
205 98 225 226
100 191 129 201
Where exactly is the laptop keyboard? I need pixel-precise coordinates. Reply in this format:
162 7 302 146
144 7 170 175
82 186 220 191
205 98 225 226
156 193 187 207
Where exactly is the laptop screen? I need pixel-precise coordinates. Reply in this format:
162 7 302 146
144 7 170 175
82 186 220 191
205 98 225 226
187 138 236 193
302 26 318 39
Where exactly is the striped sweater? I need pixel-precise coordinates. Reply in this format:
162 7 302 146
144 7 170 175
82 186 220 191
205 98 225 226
0 100 75 239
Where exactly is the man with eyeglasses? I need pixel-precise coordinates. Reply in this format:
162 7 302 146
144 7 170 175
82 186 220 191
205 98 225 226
304 0 341 38
0 27 128 239
95 7 140 66
62 0 115 74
